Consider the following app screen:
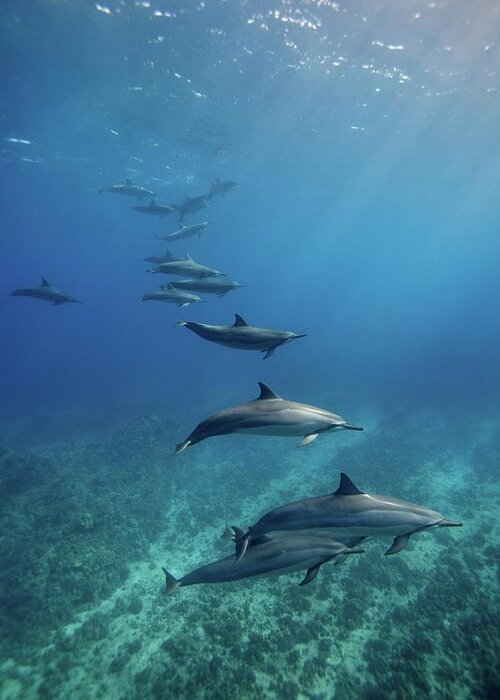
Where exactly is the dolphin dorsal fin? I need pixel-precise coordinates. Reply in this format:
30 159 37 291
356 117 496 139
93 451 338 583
125 178 132 185
41 277 50 287
150 199 156 206
257 382 282 400
333 473 365 496
233 314 248 327
185 251 193 261
165 250 172 257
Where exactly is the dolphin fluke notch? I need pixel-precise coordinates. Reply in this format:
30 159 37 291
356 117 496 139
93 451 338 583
162 567 180 594
257 382 282 400
334 473 365 496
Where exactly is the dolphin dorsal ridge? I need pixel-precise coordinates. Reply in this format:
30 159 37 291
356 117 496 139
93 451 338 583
257 382 282 400
334 473 365 496
233 314 248 327
41 277 50 287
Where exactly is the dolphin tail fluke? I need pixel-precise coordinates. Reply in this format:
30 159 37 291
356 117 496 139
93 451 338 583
161 567 179 595
385 533 411 556
174 439 191 455
343 424 364 431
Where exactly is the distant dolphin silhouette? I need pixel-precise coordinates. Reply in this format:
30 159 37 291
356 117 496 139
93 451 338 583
235 472 463 560
175 382 362 453
176 313 306 358
147 252 225 278
10 278 82 305
168 278 246 297
99 178 153 200
162 529 363 593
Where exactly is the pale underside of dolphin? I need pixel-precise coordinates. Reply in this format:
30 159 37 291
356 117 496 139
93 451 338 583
176 313 306 358
236 472 463 560
174 382 363 454
162 529 363 593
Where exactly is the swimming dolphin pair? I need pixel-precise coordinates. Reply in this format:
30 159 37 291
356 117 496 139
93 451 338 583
175 382 362 454
132 199 174 218
235 472 463 561
168 277 246 297
99 178 153 200
147 252 225 279
176 314 306 358
162 528 363 594
155 221 211 242
10 278 82 305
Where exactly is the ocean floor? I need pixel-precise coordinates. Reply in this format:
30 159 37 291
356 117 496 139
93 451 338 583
1 405 499 699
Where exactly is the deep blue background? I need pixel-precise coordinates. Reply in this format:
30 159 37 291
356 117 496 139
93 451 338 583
1 0 499 433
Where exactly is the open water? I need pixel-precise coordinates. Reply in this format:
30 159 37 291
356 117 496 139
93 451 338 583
1 2 499 699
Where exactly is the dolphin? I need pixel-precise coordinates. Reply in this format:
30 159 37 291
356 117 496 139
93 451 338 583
206 178 238 200
147 253 225 279
155 221 211 242
176 313 306 358
99 178 153 200
143 250 181 265
139 287 205 307
132 199 174 218
171 194 207 222
161 529 363 593
235 472 463 560
175 382 362 454
168 278 246 297
10 278 82 305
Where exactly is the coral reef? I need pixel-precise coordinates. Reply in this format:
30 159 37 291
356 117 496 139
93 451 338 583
1 409 499 699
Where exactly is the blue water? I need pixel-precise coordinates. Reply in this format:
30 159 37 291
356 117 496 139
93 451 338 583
1 2 499 699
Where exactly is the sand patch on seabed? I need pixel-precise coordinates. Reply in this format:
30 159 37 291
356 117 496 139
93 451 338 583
1 408 499 699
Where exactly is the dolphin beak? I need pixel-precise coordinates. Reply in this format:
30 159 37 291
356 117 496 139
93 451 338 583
293 334 307 340
342 424 364 431
440 519 463 527
174 440 191 455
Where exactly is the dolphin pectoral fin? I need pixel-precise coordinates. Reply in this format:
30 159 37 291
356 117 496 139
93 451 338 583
385 533 411 556
299 564 321 587
174 440 191 455
234 531 251 561
162 567 179 594
179 303 190 307
299 433 319 447
262 348 275 360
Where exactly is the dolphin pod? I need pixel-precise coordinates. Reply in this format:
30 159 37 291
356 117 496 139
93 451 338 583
176 313 306 358
162 528 363 593
175 382 363 454
235 472 463 561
